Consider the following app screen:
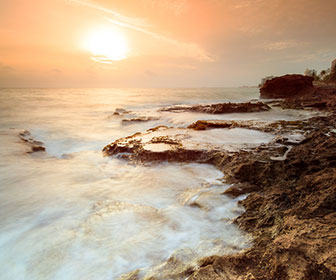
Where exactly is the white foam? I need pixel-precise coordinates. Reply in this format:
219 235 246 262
134 127 274 152
0 141 249 279
0 88 317 279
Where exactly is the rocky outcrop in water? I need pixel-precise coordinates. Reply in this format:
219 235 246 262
115 116 336 280
260 74 315 99
122 116 159 123
189 118 336 280
106 84 336 280
160 102 270 114
18 130 45 153
110 108 159 124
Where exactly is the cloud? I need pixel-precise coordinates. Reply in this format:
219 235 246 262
70 0 151 27
149 0 187 16
259 40 308 51
105 17 213 61
71 0 213 62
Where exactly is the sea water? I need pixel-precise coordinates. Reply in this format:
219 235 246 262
0 88 313 279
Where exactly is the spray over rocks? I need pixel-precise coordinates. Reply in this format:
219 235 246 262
104 83 336 279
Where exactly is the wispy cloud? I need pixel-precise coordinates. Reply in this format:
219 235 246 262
70 0 151 27
260 40 308 51
150 0 187 16
70 0 213 62
105 17 213 62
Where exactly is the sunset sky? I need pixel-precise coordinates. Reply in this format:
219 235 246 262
1 0 336 88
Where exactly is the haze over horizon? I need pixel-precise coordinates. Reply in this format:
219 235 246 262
1 0 336 88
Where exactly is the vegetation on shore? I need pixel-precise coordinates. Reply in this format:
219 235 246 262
259 59 336 87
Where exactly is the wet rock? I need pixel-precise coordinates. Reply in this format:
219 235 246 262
260 74 315 99
18 130 45 153
112 116 336 279
187 119 316 137
115 108 129 114
103 87 336 279
222 182 260 198
102 125 277 163
209 126 336 279
110 108 131 117
276 84 336 111
118 270 140 280
144 254 196 280
188 120 262 131
160 102 270 114
122 116 159 123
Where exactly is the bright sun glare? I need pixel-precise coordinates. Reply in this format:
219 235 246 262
84 27 128 63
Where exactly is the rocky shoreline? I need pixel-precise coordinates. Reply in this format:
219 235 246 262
104 77 336 279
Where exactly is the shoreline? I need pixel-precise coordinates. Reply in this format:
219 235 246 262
105 84 336 279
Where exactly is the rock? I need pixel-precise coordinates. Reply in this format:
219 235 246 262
160 102 271 114
273 84 336 111
260 74 315 99
102 87 336 279
115 108 128 114
102 125 279 163
188 120 260 131
18 130 46 153
110 108 130 117
121 116 159 123
184 120 336 279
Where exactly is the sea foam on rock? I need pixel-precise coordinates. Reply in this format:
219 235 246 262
104 97 336 279
102 126 276 164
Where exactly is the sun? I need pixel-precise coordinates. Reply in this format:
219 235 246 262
83 27 128 63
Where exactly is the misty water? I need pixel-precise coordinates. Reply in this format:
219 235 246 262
0 88 315 279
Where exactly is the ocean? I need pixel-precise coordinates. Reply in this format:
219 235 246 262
0 88 314 279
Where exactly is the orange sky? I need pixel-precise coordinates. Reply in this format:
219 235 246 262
1 0 336 87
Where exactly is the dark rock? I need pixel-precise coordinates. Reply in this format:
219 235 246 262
188 120 237 130
18 130 46 153
160 102 271 114
102 87 336 279
31 145 46 152
121 116 159 123
260 74 315 99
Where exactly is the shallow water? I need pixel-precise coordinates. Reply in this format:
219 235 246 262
0 88 313 279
